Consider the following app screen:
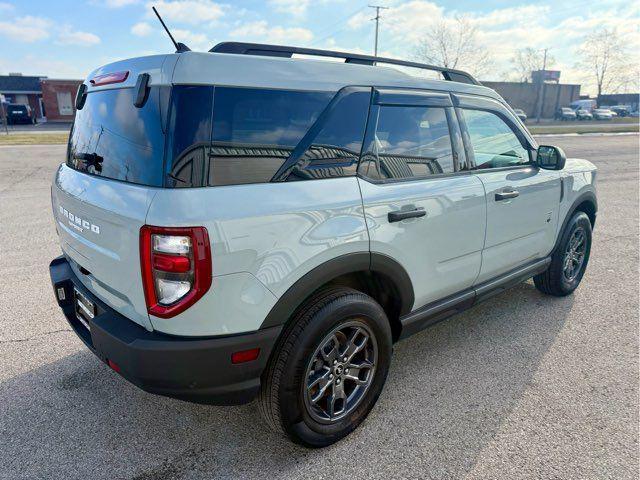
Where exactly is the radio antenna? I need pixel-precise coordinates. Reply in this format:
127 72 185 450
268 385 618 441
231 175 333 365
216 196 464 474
152 6 191 53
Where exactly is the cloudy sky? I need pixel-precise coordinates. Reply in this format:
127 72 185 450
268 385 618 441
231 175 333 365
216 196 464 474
0 0 638 94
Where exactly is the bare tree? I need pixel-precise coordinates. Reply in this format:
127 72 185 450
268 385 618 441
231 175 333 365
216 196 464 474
413 16 493 78
578 28 633 99
509 48 556 83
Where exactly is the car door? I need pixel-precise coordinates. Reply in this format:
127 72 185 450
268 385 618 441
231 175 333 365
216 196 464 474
454 94 561 283
358 89 486 310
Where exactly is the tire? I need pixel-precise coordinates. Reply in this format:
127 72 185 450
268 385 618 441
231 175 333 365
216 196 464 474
259 287 392 448
534 211 592 296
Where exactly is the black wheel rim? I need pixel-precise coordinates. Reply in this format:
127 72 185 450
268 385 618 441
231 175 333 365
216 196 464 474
303 320 377 424
563 226 587 282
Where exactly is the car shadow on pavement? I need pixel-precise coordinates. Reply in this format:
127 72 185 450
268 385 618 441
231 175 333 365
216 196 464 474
0 281 574 480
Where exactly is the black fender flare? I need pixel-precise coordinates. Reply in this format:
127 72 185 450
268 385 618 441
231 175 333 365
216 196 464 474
553 190 597 253
259 252 414 329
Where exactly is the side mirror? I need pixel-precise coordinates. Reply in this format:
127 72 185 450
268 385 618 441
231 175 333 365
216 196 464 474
537 145 566 170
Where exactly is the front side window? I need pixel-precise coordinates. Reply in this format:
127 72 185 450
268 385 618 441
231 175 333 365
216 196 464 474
208 87 332 186
461 109 529 169
362 105 454 181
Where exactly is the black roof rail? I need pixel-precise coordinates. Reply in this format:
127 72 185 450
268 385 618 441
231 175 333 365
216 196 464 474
209 42 481 86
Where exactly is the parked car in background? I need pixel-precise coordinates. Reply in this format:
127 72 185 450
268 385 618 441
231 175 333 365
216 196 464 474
593 108 614 120
575 108 593 121
609 106 630 117
513 108 527 122
555 107 577 121
5 104 36 124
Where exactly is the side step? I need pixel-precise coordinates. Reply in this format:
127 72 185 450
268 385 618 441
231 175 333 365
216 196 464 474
398 257 551 340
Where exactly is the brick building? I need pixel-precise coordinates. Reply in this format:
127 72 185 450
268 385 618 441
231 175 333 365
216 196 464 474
0 74 45 119
0 74 83 122
41 79 83 122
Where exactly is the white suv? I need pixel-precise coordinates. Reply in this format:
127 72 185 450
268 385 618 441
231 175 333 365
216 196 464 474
49 43 597 447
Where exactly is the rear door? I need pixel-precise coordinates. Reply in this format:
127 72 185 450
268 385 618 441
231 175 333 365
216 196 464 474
358 89 486 310
454 94 560 283
53 56 173 330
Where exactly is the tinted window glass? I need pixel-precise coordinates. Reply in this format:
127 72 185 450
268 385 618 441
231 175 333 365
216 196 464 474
68 87 165 186
461 109 529 169
286 89 370 181
165 86 213 188
364 105 454 180
208 87 332 186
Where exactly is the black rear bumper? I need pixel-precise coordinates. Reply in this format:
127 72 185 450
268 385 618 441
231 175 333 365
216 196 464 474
49 256 281 405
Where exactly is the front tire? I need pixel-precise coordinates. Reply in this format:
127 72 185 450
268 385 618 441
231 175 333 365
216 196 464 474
534 211 592 296
259 287 392 447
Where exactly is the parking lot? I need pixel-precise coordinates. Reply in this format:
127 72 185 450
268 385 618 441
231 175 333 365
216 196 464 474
0 134 637 479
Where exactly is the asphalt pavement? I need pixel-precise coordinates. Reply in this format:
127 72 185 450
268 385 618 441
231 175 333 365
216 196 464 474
0 134 638 479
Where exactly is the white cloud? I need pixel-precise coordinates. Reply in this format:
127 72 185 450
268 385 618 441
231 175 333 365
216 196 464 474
131 22 153 36
230 20 313 44
145 0 225 25
57 29 101 46
0 16 51 43
93 0 140 7
269 0 311 17
172 28 210 50
0 2 14 11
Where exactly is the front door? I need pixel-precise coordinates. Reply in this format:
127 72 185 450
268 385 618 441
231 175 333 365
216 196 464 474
358 89 486 311
455 101 561 283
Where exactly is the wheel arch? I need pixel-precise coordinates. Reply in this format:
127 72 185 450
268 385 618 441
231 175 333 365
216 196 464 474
259 252 414 341
554 191 597 253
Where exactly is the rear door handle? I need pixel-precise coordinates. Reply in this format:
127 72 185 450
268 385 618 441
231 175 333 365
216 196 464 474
495 189 519 201
388 208 426 223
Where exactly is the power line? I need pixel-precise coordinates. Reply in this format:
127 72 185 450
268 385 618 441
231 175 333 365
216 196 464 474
369 4 389 56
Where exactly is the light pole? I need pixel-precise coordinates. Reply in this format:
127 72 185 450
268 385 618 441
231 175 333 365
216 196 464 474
535 48 549 124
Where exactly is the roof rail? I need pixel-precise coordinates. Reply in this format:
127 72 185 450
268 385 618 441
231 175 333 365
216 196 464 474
209 42 480 86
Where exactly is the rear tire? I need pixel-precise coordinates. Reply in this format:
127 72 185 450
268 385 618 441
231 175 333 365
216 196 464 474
534 211 592 296
259 287 392 448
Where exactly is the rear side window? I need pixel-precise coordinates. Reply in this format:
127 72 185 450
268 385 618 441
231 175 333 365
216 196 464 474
208 87 332 186
362 105 454 181
284 89 371 181
460 109 529 169
165 86 213 188
68 87 165 186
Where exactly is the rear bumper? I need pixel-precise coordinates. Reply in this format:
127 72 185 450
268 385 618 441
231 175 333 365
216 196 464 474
49 256 281 405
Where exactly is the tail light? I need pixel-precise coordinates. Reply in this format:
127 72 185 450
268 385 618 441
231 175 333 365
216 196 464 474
140 225 212 318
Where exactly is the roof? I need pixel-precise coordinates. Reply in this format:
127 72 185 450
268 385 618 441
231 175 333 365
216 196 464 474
171 52 501 99
0 75 45 93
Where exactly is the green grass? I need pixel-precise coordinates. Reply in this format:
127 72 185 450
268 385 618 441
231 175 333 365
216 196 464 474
0 133 69 145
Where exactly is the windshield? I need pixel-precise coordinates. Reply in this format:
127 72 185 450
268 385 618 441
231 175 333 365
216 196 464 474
67 87 166 187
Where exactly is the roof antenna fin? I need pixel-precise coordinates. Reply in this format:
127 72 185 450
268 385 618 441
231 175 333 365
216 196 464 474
152 6 191 53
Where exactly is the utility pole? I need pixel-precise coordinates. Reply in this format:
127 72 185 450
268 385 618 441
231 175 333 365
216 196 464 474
369 5 388 57
535 47 549 124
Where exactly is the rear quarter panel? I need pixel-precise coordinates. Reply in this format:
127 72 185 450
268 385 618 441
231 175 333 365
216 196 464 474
146 177 368 335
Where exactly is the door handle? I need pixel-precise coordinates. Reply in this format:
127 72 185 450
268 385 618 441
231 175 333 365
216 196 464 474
495 189 519 201
388 208 426 223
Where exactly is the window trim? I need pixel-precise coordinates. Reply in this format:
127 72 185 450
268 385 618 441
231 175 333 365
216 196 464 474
356 92 463 185
271 86 372 182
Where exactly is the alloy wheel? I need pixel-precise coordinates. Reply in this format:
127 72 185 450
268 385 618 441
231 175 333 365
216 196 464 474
303 320 378 424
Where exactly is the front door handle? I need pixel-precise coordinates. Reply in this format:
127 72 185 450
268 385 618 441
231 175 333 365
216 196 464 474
388 208 426 223
495 189 520 201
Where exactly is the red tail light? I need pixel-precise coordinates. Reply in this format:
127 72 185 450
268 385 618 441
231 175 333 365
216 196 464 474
140 226 212 318
90 70 129 86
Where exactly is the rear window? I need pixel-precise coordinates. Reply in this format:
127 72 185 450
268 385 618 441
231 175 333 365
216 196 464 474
67 87 166 187
9 105 28 113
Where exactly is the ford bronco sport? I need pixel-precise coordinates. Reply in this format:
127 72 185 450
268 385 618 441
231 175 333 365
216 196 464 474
49 42 597 447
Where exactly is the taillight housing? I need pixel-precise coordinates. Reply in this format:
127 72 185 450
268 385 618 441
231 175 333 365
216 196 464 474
140 225 212 318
